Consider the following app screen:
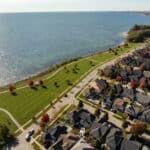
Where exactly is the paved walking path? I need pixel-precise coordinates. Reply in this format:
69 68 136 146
0 108 24 131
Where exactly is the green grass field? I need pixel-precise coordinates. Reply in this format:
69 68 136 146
0 42 142 131
0 111 17 132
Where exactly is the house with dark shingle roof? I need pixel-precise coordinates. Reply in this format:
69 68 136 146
66 109 95 129
136 93 150 106
90 122 111 140
106 128 123 150
125 105 142 119
121 88 136 100
138 107 150 123
103 94 115 108
42 124 67 149
120 138 142 150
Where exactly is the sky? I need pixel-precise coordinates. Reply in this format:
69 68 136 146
0 0 150 13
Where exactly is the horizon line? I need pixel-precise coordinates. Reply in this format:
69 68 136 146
0 10 149 14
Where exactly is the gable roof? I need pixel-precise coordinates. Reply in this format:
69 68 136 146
106 128 123 150
121 88 136 100
90 122 110 139
121 139 142 150
66 109 95 129
138 108 150 123
71 139 94 150
136 93 150 106
125 105 141 118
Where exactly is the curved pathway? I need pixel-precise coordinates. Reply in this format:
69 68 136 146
0 108 24 131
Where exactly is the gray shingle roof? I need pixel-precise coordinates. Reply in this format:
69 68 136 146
121 139 142 150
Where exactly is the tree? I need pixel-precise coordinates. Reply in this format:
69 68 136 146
54 81 59 87
98 69 104 76
41 113 49 123
103 112 109 121
8 84 15 93
0 123 15 147
130 122 147 137
122 120 128 129
28 80 34 87
78 100 84 108
95 109 101 118
39 80 44 86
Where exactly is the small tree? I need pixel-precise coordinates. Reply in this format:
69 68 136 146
103 112 109 121
122 120 128 129
8 84 15 93
78 100 84 108
95 109 101 118
41 113 49 123
39 80 44 86
130 122 147 137
28 80 34 87
54 81 58 87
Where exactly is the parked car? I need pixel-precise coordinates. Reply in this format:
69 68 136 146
110 109 117 113
25 129 35 142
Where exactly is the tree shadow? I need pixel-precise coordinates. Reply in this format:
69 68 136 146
11 92 17 96
7 137 19 149
42 85 47 89
31 86 38 91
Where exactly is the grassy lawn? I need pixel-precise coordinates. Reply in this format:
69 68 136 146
0 42 143 129
0 112 17 132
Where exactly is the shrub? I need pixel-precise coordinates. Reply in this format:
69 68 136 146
122 120 128 128
130 122 147 137
78 100 84 108
8 84 15 92
28 80 34 87
41 113 49 123
39 80 44 86
95 109 101 118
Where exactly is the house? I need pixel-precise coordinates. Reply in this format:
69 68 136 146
136 93 150 106
139 77 150 90
71 139 94 150
90 122 111 140
112 98 126 112
103 94 115 108
120 138 142 150
106 128 123 150
95 79 108 91
66 109 95 129
138 108 150 123
52 133 80 150
112 84 123 95
121 88 136 100
42 124 67 149
128 75 139 83
133 69 143 78
83 79 109 99
42 131 53 149
82 87 96 99
125 105 142 119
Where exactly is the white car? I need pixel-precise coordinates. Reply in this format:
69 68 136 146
25 129 35 142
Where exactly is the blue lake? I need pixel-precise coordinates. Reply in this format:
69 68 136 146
0 12 150 86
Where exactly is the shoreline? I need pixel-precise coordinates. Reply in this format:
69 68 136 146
0 39 126 89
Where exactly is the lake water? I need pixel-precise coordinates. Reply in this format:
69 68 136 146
0 12 150 86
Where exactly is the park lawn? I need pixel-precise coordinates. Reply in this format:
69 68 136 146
0 42 143 127
0 112 17 132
